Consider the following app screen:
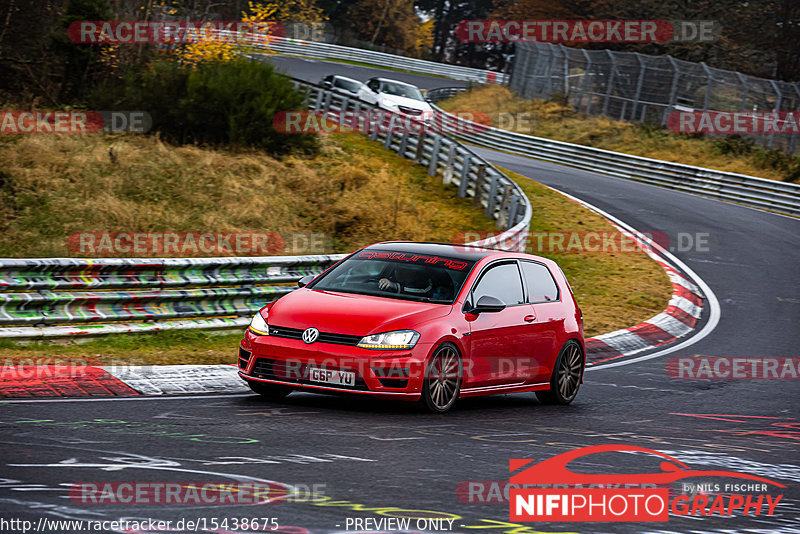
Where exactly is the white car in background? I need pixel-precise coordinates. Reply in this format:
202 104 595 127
357 77 433 120
319 75 363 98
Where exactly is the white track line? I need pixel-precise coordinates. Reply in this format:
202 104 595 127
545 186 722 371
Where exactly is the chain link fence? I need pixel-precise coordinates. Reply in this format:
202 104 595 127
509 42 800 153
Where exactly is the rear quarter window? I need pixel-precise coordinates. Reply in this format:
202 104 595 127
520 261 559 303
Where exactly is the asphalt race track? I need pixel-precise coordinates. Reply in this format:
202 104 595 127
1 57 798 534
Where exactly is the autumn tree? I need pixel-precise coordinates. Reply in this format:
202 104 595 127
345 0 427 56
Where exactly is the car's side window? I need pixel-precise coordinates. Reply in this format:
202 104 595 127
520 261 559 303
471 262 525 306
367 79 380 92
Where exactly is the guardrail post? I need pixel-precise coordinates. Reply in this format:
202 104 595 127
485 174 500 218
384 116 396 148
473 164 487 206
415 132 427 163
314 90 324 110
398 132 410 157
323 91 332 110
507 196 520 229
458 155 471 197
444 142 457 184
427 135 442 176
496 184 514 229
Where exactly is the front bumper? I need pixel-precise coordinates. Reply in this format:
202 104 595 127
238 329 430 400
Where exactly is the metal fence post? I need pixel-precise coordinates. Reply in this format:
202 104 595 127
768 79 782 149
602 50 617 117
736 72 750 111
578 49 592 113
701 62 713 112
663 56 680 126
630 53 645 122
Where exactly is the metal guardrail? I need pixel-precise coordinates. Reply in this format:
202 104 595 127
290 78 532 246
222 31 508 85
0 80 531 338
426 87 800 217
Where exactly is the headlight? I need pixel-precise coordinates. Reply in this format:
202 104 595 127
248 311 269 336
357 329 419 350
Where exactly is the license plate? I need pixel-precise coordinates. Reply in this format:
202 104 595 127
307 366 355 386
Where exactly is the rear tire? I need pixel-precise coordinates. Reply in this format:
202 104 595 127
420 343 462 413
247 381 293 400
536 340 584 405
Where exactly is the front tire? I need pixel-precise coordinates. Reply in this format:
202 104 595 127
420 343 462 413
247 381 293 400
536 340 584 405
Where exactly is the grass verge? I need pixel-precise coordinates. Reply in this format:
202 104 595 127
439 86 800 183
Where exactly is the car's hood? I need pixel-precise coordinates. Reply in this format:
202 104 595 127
380 94 432 112
268 288 451 336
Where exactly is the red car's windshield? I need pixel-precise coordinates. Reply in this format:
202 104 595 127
310 250 476 304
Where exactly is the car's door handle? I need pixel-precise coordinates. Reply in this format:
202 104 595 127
523 315 536 323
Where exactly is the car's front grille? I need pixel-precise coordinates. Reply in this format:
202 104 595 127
398 106 423 115
268 325 362 346
250 357 368 390
238 347 252 369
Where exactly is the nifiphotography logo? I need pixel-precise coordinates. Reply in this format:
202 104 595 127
509 444 785 522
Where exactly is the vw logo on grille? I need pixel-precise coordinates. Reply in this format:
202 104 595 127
302 327 320 344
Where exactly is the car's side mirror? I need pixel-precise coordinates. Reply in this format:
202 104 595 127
298 275 315 288
468 295 506 314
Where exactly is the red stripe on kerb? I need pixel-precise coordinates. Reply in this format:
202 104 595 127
0 366 138 398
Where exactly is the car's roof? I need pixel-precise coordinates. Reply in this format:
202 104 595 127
332 75 361 83
365 241 533 262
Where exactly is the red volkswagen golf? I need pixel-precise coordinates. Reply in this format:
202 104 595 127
238 242 584 413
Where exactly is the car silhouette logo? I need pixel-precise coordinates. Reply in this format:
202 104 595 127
509 444 786 487
302 327 320 344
